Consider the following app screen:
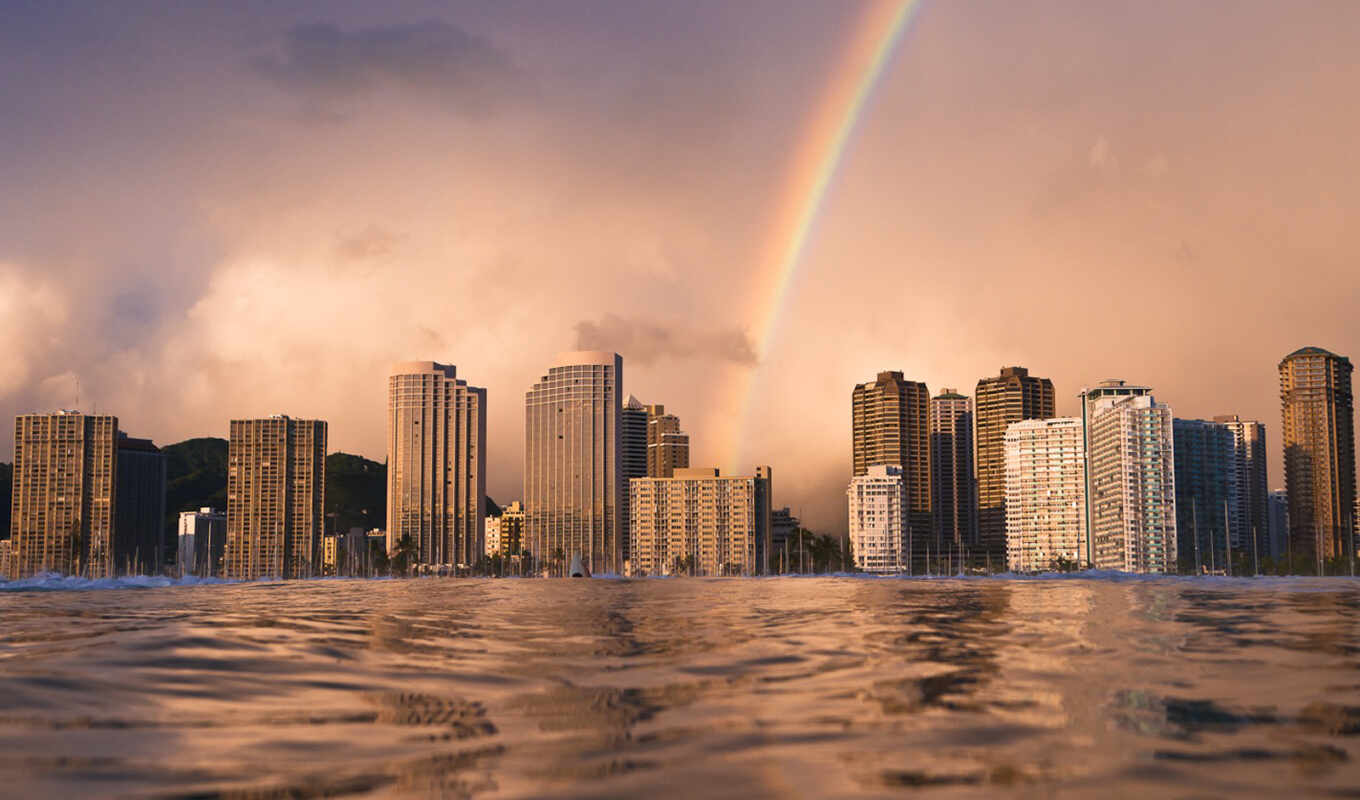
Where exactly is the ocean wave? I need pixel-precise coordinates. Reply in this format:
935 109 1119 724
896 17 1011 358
0 573 238 592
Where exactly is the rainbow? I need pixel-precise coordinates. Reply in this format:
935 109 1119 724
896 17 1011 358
725 0 926 468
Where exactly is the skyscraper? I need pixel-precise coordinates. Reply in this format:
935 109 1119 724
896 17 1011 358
1004 417 1086 572
1214 414 1269 561
1279 347 1356 565
1078 379 1152 563
386 361 487 568
852 372 929 565
1172 419 1236 572
629 466 771 576
525 351 622 575
645 404 690 478
929 389 975 560
9 411 118 577
975 367 1055 567
847 465 908 574
114 433 167 575
1088 394 1177 573
224 416 327 580
620 395 648 566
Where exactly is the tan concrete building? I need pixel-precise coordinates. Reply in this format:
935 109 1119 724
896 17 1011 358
852 372 930 565
646 404 690 478
975 367 1055 568
9 411 119 577
386 361 487 568
224 416 327 579
1279 347 1356 564
525 351 623 575
629 467 771 576
485 501 525 557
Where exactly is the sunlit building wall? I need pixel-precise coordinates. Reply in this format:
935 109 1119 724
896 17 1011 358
852 372 930 566
1004 417 1086 572
976 367 1055 567
629 467 770 576
847 465 908 574
1089 395 1177 574
224 416 326 580
1278 347 1356 563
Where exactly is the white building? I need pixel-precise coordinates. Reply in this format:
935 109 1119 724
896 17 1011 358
177 507 226 577
847 465 909 574
484 515 501 558
1089 394 1178 573
1004 418 1087 572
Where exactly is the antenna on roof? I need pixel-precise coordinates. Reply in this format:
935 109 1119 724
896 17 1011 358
75 376 80 412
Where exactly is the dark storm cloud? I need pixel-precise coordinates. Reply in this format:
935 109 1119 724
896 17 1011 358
257 19 520 110
574 315 757 367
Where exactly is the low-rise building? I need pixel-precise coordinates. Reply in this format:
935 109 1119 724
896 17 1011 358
629 467 771 576
847 465 908 574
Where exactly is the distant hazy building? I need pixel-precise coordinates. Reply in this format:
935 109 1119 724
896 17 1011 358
646 404 690 478
975 367 1055 566
525 351 623 575
386 361 486 569
1079 380 1152 563
177 507 226 577
484 515 501 557
115 433 167 575
1268 489 1289 559
224 416 327 580
1213 415 1269 561
620 395 649 564
847 465 908 574
1172 419 1236 572
1278 347 1357 564
1089 394 1177 573
852 372 930 565
629 467 771 576
9 411 119 578
929 389 975 559
770 507 800 573
0 539 10 579
1004 417 1086 572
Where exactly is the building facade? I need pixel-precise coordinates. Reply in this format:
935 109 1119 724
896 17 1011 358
9 411 119 578
646 404 690 478
629 467 771 576
177 507 226 577
852 372 930 565
1172 419 1236 572
1278 347 1356 565
1079 380 1152 563
386 361 487 569
224 416 327 580
1268 489 1290 559
1088 395 1177 573
770 507 800 573
1004 417 1087 572
975 367 1055 567
1214 415 1269 559
525 351 623 575
114 433 167 575
847 465 908 574
484 501 525 557
929 389 975 560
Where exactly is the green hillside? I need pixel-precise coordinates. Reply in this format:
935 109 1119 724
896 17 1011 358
325 452 386 532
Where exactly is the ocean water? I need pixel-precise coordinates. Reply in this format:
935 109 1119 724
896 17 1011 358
0 576 1357 798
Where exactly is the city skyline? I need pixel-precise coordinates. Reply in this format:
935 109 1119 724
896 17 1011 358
2 2 1359 538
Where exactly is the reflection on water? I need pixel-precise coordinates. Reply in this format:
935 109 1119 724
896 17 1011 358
0 577 1357 797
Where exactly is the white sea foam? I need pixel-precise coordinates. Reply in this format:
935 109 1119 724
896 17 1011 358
0 572 237 592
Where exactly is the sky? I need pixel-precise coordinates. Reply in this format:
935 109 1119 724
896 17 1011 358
1 1 1358 535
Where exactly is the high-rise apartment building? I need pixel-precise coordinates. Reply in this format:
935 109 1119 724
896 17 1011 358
177 507 226 577
1088 394 1177 573
629 466 771 576
929 389 975 559
1004 417 1086 572
9 411 119 577
1279 347 1356 564
646 404 690 478
975 367 1055 566
525 351 623 575
114 433 167 575
1078 380 1152 563
224 416 327 580
620 396 648 565
1172 419 1236 572
484 501 525 557
1214 415 1269 559
386 361 487 568
852 372 929 564
847 465 908 574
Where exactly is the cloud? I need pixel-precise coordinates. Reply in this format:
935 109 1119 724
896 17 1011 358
574 314 757 366
335 224 400 262
257 20 520 111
